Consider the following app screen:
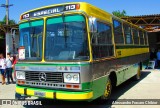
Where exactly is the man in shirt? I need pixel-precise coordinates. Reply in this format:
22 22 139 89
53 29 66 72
6 53 14 84
0 53 6 85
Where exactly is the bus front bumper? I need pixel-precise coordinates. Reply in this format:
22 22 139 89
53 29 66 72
16 85 93 100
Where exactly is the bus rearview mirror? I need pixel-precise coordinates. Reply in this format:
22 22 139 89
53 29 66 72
89 17 97 33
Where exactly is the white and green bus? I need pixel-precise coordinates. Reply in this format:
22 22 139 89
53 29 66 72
15 2 149 101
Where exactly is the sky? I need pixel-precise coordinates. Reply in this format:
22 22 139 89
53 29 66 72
0 0 160 23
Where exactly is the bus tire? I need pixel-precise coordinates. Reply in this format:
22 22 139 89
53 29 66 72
15 93 26 100
100 77 112 100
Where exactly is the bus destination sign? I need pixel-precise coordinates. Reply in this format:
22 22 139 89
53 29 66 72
21 4 79 20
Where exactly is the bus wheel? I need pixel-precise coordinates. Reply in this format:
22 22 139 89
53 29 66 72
15 93 26 100
101 78 112 100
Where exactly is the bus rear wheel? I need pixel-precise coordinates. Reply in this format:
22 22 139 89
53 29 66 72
101 78 112 100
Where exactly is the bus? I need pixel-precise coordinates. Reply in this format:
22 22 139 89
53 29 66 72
15 2 149 101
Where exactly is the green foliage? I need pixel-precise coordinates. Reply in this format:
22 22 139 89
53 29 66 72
0 35 4 39
112 10 127 17
0 15 16 25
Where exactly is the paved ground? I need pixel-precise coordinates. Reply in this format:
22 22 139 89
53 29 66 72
0 69 160 108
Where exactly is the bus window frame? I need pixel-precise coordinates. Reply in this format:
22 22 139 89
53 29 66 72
19 18 44 62
139 29 145 45
91 19 115 61
123 22 133 45
112 18 125 45
131 26 140 45
44 13 91 62
144 31 149 45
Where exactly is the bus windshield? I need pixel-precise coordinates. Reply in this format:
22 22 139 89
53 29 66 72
45 15 89 61
19 20 43 61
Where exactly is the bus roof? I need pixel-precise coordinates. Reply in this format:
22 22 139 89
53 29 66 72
20 2 146 31
20 2 112 23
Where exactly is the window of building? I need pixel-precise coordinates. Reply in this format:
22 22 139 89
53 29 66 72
123 23 133 44
132 27 139 44
92 21 114 59
113 19 124 44
139 30 144 45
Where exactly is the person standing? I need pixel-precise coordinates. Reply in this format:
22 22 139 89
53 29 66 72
156 49 160 68
0 53 6 85
150 48 157 60
6 53 14 84
12 54 18 80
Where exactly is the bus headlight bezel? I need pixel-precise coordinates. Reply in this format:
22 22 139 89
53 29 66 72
63 73 80 83
16 71 25 80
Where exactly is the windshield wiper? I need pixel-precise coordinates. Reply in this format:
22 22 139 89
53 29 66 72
27 19 32 57
62 13 67 48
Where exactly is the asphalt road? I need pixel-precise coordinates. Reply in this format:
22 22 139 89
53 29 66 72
0 69 160 108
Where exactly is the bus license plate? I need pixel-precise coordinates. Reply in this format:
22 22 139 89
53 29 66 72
34 91 46 97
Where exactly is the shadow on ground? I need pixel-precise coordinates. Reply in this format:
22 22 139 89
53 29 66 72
23 71 151 108
110 70 151 100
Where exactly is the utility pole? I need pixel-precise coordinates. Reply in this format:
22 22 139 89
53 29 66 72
0 0 13 57
0 0 13 25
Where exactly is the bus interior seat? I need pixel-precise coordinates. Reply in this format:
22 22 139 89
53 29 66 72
58 51 75 60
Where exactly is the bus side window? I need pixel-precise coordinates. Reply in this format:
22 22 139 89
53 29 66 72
132 28 139 45
113 19 124 44
92 21 114 59
144 32 148 45
123 23 133 44
139 30 144 45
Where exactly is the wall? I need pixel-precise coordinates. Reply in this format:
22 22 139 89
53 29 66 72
6 33 19 57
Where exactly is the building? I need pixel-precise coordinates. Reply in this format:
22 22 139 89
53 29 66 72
0 24 19 57
122 14 160 50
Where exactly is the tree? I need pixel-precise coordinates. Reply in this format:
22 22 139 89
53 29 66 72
0 15 16 25
112 10 127 17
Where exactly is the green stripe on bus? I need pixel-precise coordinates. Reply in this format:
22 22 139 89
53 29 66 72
20 20 44 29
47 17 62 24
16 63 90 66
47 15 85 24
65 15 85 22
16 85 91 94
82 82 92 90
116 45 149 49
19 23 29 29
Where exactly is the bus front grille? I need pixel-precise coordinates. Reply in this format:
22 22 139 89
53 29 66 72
25 71 63 83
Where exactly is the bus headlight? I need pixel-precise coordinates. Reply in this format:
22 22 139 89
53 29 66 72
16 71 25 80
63 73 80 83
73 75 79 81
66 74 72 81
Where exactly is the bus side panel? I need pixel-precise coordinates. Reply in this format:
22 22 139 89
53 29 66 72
123 63 139 81
116 53 149 86
91 52 149 96
91 75 109 99
91 60 117 99
115 69 125 86
80 64 93 90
